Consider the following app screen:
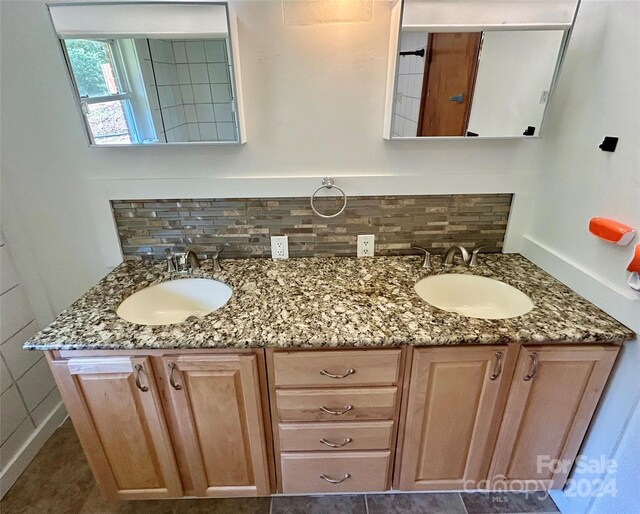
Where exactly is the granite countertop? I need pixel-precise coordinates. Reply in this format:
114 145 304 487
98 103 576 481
25 254 634 351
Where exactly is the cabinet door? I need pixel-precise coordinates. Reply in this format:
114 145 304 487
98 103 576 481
397 346 511 490
161 354 270 497
49 356 183 500
489 345 618 490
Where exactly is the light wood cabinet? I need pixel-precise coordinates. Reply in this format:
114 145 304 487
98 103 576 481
48 343 620 499
488 345 618 489
396 346 513 490
159 354 271 497
49 356 183 500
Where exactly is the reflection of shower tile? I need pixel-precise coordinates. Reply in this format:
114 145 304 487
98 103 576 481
208 63 228 84
193 84 212 103
199 123 218 140
204 41 226 63
216 122 236 141
196 104 215 123
189 64 209 84
177 64 190 85
187 123 200 141
180 85 194 104
172 42 187 63
214 103 233 122
184 105 197 123
186 41 206 63
211 84 230 102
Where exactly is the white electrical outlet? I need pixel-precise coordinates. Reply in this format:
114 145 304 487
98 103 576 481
271 236 289 260
357 234 375 258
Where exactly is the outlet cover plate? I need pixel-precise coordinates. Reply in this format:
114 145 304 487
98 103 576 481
271 236 289 259
357 234 375 258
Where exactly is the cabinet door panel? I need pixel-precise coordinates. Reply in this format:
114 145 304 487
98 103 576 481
489 345 618 489
49 356 182 500
398 346 511 490
162 354 270 497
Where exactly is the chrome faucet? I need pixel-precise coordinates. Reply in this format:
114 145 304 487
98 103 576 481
165 248 200 273
185 250 200 272
411 246 432 269
210 248 223 272
468 247 486 268
443 245 471 267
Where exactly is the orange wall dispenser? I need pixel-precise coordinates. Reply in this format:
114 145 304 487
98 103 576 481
627 243 640 273
589 217 636 246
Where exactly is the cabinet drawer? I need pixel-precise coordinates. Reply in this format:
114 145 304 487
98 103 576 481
279 421 394 452
273 350 401 387
276 387 397 421
281 451 391 493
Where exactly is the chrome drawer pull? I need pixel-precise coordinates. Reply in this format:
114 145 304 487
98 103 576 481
524 352 538 381
320 368 356 379
489 351 503 381
168 362 182 390
320 405 354 416
320 473 351 484
134 364 148 392
320 437 352 448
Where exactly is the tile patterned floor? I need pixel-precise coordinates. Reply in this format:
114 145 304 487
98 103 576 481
1 419 559 514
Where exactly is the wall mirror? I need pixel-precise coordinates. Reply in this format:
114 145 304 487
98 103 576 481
384 0 580 139
49 2 245 146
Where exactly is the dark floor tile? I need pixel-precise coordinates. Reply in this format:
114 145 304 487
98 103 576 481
172 497 271 514
367 493 466 514
0 426 95 514
271 495 366 514
461 492 559 514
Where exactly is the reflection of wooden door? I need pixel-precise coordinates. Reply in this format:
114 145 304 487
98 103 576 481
418 33 482 136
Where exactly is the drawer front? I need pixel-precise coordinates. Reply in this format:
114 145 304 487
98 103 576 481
273 349 402 388
281 451 391 493
279 421 394 452
276 387 397 422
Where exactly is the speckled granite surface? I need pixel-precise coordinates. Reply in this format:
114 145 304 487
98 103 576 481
25 255 634 350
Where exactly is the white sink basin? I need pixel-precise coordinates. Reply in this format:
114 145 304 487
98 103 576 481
117 278 232 326
415 274 533 320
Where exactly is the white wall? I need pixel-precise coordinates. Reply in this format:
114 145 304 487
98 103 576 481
519 1 640 513
0 0 542 318
467 30 565 137
0 231 67 498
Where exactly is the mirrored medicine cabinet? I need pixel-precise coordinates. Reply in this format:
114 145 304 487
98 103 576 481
384 0 581 140
49 2 245 146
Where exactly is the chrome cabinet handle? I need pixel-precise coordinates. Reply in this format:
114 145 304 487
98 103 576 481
168 362 182 390
320 437 352 448
320 368 356 379
134 364 149 392
524 352 538 381
320 473 351 484
489 351 503 381
320 405 353 416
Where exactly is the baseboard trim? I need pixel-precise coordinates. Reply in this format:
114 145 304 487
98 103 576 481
0 401 68 498
520 236 639 333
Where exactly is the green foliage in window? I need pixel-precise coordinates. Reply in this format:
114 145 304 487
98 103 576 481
65 39 110 97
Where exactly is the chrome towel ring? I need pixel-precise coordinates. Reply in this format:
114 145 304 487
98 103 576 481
310 177 347 218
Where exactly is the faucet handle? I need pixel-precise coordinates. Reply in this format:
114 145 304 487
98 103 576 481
210 247 224 272
469 246 487 267
411 246 432 269
165 248 177 273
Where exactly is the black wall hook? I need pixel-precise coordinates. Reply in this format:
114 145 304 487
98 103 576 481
400 48 425 58
599 137 618 152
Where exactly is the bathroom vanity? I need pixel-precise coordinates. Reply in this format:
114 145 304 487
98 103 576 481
26 255 634 501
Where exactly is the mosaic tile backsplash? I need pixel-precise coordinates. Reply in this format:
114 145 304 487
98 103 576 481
112 194 513 260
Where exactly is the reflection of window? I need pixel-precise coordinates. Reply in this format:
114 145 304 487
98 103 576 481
64 39 142 144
